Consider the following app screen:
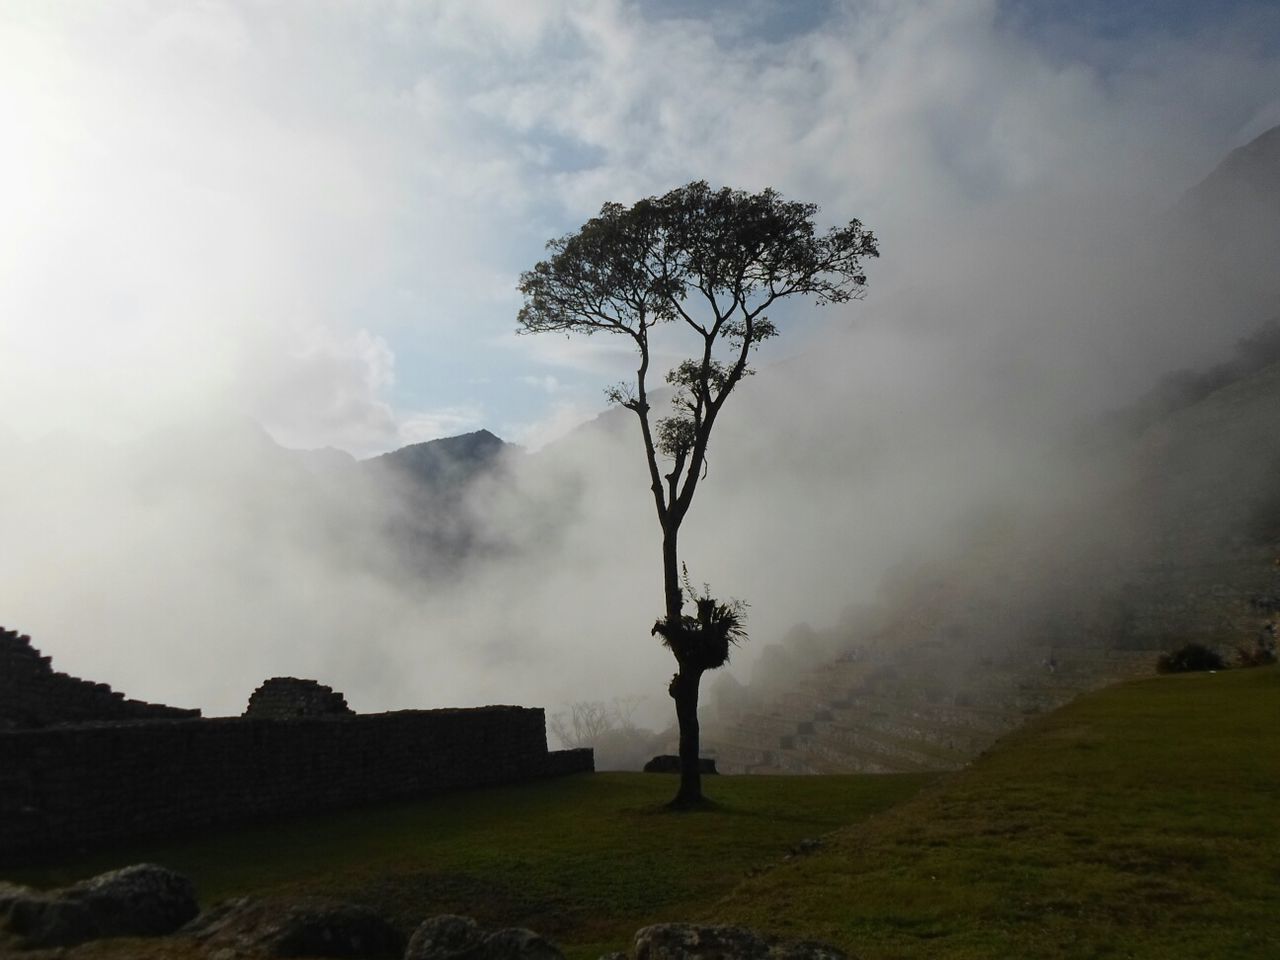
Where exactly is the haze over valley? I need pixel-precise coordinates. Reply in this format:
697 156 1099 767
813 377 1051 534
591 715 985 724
2 0 1279 740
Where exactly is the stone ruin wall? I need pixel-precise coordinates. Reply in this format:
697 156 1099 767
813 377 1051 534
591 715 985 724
0 631 592 861
0 627 201 729
244 677 354 719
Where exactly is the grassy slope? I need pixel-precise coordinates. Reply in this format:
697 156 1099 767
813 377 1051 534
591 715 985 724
7 667 1276 959
711 666 1280 959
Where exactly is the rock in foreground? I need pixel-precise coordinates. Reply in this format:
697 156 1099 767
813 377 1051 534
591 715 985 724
0 863 198 949
186 895 405 958
405 914 565 960
634 923 846 960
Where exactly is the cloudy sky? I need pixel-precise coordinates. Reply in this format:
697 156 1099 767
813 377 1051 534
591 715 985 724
2 0 1278 457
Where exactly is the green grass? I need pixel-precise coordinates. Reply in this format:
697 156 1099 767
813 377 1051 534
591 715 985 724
711 665 1280 959
7 666 1277 959
7 770 931 959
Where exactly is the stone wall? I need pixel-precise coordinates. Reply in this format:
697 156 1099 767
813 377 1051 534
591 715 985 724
703 646 1161 775
0 631 592 861
0 708 593 860
0 628 201 729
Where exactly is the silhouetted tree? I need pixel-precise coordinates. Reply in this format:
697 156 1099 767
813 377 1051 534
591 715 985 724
548 700 616 749
518 181 878 805
549 697 664 770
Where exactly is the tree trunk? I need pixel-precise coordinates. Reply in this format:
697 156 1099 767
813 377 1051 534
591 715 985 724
661 524 705 807
670 664 704 807
661 525 682 624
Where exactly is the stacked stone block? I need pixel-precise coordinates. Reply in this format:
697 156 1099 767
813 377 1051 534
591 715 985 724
244 677 353 718
0 627 200 729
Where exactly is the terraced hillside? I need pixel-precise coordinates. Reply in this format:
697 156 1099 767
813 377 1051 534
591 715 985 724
704 646 1159 774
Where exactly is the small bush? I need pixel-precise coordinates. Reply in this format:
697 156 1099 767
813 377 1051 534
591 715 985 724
1236 633 1278 668
1156 643 1225 674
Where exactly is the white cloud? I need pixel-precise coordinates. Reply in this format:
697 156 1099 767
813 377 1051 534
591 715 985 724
397 405 486 446
0 2 400 444
249 327 400 455
502 399 602 451
499 329 644 380
520 374 564 394
7 1 1276 447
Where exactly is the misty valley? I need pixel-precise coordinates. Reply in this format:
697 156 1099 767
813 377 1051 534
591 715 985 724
3 5 1280 960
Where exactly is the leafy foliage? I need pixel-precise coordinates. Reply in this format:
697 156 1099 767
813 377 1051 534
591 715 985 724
518 181 877 342
1156 642 1226 673
517 181 878 510
651 566 750 672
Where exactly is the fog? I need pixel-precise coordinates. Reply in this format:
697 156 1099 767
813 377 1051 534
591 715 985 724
2 2 1278 729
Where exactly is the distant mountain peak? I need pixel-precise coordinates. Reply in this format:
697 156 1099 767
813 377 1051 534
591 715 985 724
368 428 505 455
362 428 511 490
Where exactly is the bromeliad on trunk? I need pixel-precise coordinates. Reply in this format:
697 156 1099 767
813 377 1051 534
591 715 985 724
653 572 749 807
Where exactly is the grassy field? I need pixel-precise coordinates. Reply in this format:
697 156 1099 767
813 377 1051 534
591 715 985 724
714 665 1280 959
7 665 1277 959
8 770 932 959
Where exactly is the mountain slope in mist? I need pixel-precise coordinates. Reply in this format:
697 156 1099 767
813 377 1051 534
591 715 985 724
0 422 523 716
1160 123 1280 336
704 332 1280 773
1175 123 1280 232
363 429 510 491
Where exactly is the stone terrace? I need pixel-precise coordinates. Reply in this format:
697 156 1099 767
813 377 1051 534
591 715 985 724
703 646 1159 775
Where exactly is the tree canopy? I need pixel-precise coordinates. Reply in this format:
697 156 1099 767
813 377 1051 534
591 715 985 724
519 181 877 533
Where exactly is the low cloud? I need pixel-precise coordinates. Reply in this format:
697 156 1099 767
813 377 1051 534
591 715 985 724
1 1 1278 725
397 406 487 446
503 399 602 451
520 375 565 395
248 327 399 456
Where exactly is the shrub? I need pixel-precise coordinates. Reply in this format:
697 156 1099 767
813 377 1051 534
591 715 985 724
1235 629 1278 668
1157 643 1225 674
